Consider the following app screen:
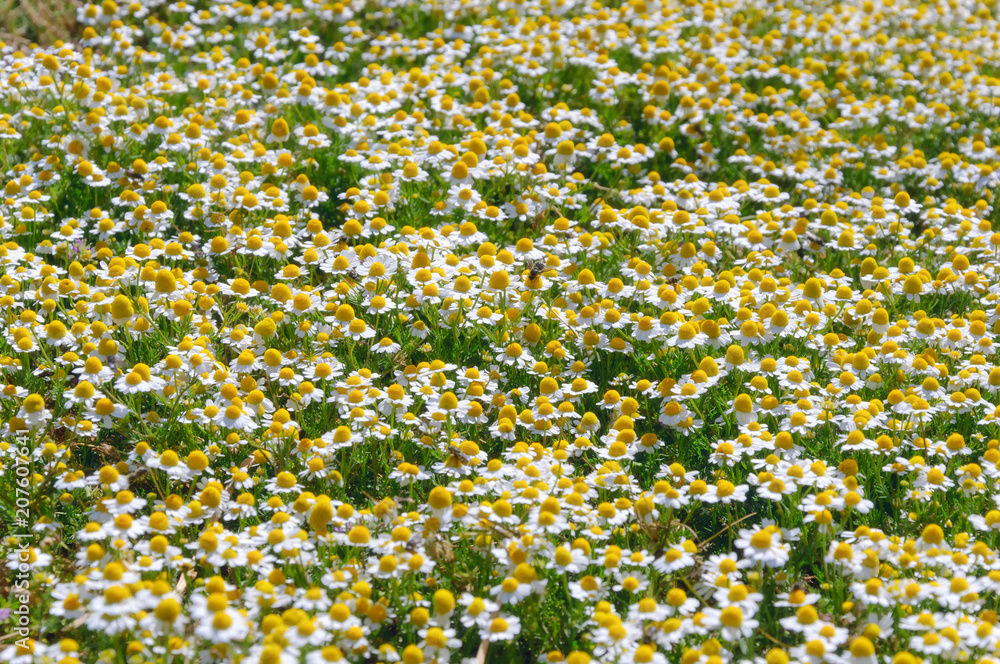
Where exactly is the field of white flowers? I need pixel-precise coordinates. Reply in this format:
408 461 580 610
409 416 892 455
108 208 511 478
3 0 1000 662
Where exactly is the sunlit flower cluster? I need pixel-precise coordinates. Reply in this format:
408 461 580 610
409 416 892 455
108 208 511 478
3 0 1000 662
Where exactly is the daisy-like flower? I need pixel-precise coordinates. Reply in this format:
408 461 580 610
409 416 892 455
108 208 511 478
481 615 521 642
735 525 791 568
702 605 760 641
